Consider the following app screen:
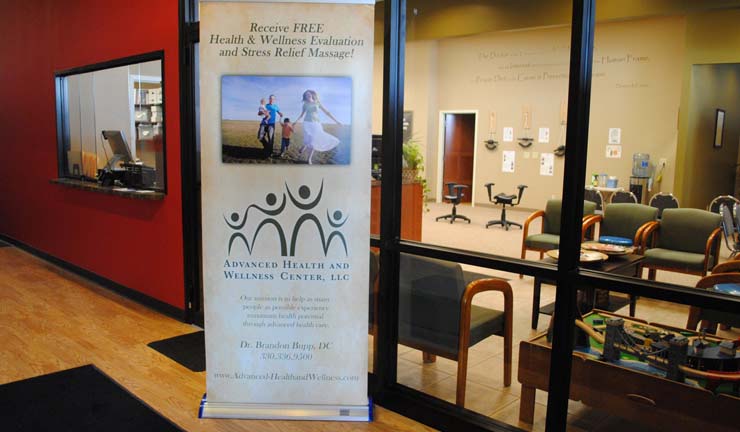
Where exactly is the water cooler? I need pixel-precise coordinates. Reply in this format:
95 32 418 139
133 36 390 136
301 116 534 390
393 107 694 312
630 176 650 204
629 153 651 204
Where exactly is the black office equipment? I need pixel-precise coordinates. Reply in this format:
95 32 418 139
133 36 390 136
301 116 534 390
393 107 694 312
99 130 156 188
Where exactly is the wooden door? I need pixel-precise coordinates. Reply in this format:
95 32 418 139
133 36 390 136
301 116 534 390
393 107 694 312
443 113 475 203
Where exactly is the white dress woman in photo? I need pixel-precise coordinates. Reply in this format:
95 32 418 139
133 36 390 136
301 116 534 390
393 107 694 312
294 90 341 164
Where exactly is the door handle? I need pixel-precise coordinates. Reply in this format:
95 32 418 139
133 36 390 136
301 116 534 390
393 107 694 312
626 393 656 407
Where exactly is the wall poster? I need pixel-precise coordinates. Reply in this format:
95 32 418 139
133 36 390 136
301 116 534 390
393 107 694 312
199 0 374 421
502 150 516 173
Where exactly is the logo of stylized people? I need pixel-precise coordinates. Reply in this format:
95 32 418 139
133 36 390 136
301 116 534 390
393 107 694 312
224 180 348 257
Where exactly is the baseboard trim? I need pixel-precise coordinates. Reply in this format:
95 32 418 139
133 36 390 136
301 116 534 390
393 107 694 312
0 233 186 321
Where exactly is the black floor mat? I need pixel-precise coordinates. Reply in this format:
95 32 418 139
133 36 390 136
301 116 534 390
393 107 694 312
0 365 183 432
147 331 205 372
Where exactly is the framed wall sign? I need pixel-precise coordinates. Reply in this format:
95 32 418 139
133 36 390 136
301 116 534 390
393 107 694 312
714 108 725 148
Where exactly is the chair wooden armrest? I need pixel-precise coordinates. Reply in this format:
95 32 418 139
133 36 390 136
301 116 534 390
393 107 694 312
522 210 545 242
457 278 513 406
582 214 600 223
703 227 723 276
687 272 740 330
581 214 599 241
640 221 660 253
581 214 602 240
635 221 658 254
711 258 740 273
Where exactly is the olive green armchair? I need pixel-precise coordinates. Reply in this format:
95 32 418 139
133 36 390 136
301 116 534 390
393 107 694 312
398 253 512 407
581 203 658 251
686 273 740 333
520 199 597 263
641 208 722 280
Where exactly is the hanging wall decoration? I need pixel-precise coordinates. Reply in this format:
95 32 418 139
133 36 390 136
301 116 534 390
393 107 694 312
554 98 567 157
485 112 498 150
518 105 533 148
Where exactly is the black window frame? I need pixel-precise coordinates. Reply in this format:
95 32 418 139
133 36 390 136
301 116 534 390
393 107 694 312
54 50 168 194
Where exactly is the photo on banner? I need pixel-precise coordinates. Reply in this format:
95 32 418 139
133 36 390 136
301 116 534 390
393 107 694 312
221 75 353 165
199 0 374 422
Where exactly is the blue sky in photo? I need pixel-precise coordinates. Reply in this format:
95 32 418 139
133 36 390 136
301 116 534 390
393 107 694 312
221 75 352 124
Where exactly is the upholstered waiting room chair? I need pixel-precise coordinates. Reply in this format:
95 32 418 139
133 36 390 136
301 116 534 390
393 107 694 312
706 259 740 331
581 203 658 249
641 208 722 280
520 199 597 265
686 273 740 333
398 253 512 407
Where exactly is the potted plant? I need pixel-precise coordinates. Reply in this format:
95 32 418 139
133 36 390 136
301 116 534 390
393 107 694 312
402 138 424 181
402 138 431 211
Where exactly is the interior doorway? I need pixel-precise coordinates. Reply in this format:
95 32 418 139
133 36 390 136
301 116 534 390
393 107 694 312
437 111 478 204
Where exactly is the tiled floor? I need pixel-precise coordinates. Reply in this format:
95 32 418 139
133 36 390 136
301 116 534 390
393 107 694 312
373 202 740 431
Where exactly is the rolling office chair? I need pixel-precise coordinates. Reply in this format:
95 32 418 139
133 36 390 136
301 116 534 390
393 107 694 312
484 183 527 230
436 182 471 224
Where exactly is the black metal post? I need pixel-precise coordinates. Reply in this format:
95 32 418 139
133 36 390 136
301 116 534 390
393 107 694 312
375 0 405 392
545 0 595 430
179 0 202 324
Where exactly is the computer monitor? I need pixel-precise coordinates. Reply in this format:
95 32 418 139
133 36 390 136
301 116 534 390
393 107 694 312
101 130 134 168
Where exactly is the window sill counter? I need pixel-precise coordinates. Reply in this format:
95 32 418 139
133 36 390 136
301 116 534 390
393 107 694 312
50 178 165 201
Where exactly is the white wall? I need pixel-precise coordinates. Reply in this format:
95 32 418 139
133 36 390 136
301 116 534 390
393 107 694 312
93 65 134 163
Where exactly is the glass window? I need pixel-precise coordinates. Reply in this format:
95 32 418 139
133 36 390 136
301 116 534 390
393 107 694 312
389 0 575 265
557 1 740 430
56 53 166 192
397 252 521 423
582 2 740 291
556 282 740 431
388 1 575 428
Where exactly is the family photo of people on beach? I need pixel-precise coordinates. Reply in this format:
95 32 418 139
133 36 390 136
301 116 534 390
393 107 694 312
221 75 352 165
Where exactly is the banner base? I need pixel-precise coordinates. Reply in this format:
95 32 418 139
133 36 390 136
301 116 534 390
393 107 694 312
199 395 372 421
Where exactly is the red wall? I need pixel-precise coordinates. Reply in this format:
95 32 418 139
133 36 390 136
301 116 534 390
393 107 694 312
0 0 185 309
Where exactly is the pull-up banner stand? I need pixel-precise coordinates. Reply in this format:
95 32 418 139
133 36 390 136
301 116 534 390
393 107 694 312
198 0 374 421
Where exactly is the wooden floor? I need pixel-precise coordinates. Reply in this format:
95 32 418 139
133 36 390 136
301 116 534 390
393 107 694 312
0 246 435 432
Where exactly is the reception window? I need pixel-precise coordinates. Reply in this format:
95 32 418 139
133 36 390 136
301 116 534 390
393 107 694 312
55 52 166 192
